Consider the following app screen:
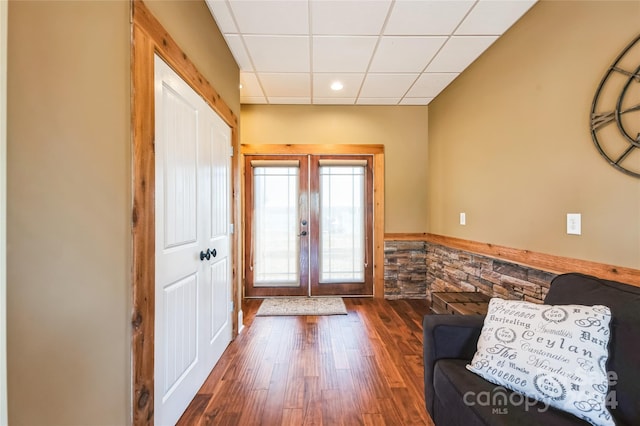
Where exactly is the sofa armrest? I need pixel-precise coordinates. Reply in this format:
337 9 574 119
423 314 485 415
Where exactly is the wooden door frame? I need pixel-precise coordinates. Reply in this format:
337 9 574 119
131 1 241 424
240 144 385 299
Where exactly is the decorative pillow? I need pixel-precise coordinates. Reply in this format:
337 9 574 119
466 298 614 426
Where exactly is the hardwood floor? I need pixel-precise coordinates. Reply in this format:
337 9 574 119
178 298 435 426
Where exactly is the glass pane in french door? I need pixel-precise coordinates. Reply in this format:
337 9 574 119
319 165 365 283
253 165 300 286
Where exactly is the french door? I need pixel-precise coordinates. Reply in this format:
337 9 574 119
244 154 374 297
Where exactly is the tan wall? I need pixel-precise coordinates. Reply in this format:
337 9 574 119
428 0 640 269
7 1 131 424
7 0 239 425
145 0 241 117
241 104 429 232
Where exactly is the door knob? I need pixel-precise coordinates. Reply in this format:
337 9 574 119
299 230 308 237
200 249 211 261
211 248 217 258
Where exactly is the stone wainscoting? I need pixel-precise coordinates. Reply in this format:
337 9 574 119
384 241 428 299
384 240 557 302
425 243 557 304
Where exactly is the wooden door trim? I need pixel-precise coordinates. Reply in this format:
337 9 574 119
242 144 384 155
131 1 240 424
240 144 385 298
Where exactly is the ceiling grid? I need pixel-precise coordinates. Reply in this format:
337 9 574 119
205 0 537 105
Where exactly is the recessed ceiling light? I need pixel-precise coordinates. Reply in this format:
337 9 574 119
330 81 344 91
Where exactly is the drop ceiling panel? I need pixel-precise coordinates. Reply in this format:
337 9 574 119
406 73 458 97
314 98 357 105
243 35 310 73
384 0 475 36
313 73 365 98
205 0 238 34
400 97 434 105
456 0 536 35
206 0 537 105
259 73 311 98
369 36 448 73
269 97 312 104
313 36 378 72
425 36 498 72
228 0 309 35
357 98 401 105
240 72 264 98
311 0 392 35
360 74 418 98
225 35 253 71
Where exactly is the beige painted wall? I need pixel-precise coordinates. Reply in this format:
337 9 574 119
8 1 131 424
7 0 239 424
428 1 640 269
241 105 429 232
0 1 7 424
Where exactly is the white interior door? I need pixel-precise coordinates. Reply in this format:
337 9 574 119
154 55 232 426
202 100 233 366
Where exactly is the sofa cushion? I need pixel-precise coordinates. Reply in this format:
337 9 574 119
434 359 590 426
466 298 614 426
545 273 640 425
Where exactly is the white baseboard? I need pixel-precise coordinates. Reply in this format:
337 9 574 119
237 309 244 334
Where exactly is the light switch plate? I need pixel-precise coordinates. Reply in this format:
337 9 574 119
460 212 466 226
567 213 581 235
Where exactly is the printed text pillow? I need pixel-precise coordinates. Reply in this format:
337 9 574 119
467 298 614 426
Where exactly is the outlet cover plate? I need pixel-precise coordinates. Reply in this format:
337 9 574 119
567 213 581 235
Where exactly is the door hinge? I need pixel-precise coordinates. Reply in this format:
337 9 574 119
230 301 235 312
230 223 234 234
230 146 234 157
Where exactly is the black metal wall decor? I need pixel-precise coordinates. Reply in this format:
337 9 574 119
590 34 640 178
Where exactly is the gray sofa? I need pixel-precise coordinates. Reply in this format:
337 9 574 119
423 272 640 426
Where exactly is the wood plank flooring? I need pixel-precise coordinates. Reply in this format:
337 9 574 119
178 298 435 426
